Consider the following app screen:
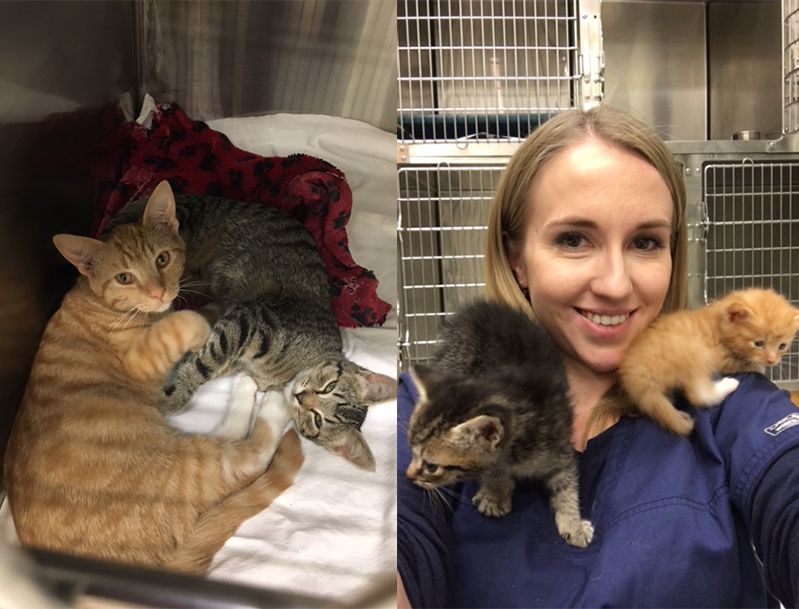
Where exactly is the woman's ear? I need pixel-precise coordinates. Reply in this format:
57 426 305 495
503 234 528 290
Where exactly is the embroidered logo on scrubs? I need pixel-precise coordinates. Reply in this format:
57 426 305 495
764 413 799 436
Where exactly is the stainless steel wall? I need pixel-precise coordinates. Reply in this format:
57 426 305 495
0 1 137 485
604 0 781 142
138 0 397 130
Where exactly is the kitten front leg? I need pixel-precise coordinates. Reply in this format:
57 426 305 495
125 310 210 383
211 374 258 440
473 472 515 517
160 306 251 415
545 466 594 548
254 389 293 466
684 376 740 408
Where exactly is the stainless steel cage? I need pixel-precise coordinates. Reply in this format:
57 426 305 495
398 164 503 364
785 0 799 135
399 144 799 391
397 0 602 147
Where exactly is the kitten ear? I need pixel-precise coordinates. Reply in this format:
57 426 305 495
725 299 753 323
142 180 179 235
331 429 376 471
352 364 397 404
52 234 105 277
450 415 504 451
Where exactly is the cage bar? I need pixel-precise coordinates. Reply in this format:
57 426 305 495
398 164 505 365
704 160 799 387
397 0 582 144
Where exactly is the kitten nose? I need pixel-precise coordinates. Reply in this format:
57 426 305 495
766 352 778 365
148 285 165 301
296 390 317 409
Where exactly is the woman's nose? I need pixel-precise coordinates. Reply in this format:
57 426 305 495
590 250 633 300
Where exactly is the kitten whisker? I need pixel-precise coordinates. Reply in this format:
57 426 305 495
110 307 141 333
179 288 213 299
435 485 470 507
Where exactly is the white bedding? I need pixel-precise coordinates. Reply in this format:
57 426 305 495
0 111 398 607
174 112 398 605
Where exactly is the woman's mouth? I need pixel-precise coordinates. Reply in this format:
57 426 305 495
577 310 631 327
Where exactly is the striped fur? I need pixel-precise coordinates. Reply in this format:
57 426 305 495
4 184 303 573
406 301 594 548
109 182 396 470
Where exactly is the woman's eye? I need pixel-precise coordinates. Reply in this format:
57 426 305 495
554 232 587 250
116 272 134 285
753 340 765 348
631 235 665 252
321 381 337 393
313 412 322 428
156 251 170 268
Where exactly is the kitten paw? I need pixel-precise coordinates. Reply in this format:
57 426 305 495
473 488 511 517
212 374 257 439
713 377 740 401
664 410 695 436
257 390 292 443
557 517 594 548
166 310 211 352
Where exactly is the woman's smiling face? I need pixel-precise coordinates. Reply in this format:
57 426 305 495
510 138 674 374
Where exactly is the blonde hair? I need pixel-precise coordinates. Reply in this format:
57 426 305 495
485 106 687 317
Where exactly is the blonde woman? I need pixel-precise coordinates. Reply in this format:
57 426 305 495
397 107 798 608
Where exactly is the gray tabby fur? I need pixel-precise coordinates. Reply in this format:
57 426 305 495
407 300 593 547
107 181 396 470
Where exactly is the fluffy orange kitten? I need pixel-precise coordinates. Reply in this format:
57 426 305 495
4 183 303 574
614 288 799 436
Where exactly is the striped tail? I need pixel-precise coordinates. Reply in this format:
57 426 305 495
164 429 304 575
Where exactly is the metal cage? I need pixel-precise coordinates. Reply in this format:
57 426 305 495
785 0 799 135
399 145 799 391
398 164 504 364
397 0 602 147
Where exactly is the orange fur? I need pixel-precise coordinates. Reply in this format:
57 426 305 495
4 182 303 574
614 288 799 436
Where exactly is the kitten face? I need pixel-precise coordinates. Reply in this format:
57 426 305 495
287 359 396 471
721 289 799 371
92 225 185 313
53 180 185 314
406 366 504 489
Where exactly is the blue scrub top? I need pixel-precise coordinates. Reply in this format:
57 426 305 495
398 372 799 608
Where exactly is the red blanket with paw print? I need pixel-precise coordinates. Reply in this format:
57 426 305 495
92 103 390 328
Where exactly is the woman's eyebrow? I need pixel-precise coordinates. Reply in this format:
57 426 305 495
546 218 671 231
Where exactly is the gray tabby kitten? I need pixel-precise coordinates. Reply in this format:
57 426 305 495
407 300 594 547
108 181 396 470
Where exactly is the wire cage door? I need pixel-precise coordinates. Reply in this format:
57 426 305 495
397 0 602 146
701 158 799 389
398 164 505 367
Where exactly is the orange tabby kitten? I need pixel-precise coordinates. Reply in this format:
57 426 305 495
4 183 303 575
615 288 799 436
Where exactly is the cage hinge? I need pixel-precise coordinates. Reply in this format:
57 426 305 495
578 0 605 109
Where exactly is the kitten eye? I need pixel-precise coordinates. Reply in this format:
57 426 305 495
115 272 135 285
155 251 170 268
753 340 765 348
313 412 322 428
321 381 337 393
422 460 440 475
779 343 788 351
